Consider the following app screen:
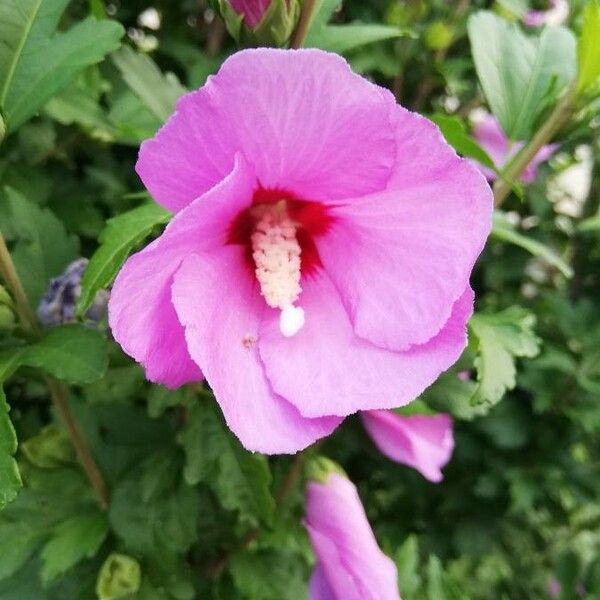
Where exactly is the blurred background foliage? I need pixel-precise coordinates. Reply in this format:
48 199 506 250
0 0 599 599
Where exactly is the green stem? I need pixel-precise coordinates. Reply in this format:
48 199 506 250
289 0 316 49
493 83 578 207
0 233 38 332
0 231 109 509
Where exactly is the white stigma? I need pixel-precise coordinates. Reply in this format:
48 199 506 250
251 204 305 337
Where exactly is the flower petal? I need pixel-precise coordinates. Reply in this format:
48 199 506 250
361 411 454 482
317 109 492 351
136 49 396 212
309 564 336 600
305 473 400 600
171 247 342 454
108 155 254 387
259 272 474 418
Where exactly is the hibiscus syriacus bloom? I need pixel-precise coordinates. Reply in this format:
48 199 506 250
305 471 400 600
472 113 558 183
361 410 454 482
109 49 492 454
524 0 568 27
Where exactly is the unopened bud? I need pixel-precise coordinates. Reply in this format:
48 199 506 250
218 0 301 47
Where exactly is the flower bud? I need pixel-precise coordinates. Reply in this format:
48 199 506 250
37 258 109 328
305 455 346 484
217 0 301 47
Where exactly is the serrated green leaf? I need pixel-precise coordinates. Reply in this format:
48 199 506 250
0 0 124 133
111 46 186 123
0 386 21 510
468 11 576 141
491 211 573 278
78 203 170 314
0 187 79 307
426 556 465 600
21 324 108 384
430 114 496 170
396 535 422 599
229 551 307 600
96 553 141 600
306 22 409 53
178 401 275 527
305 0 411 53
577 0 600 93
469 307 541 406
40 511 108 584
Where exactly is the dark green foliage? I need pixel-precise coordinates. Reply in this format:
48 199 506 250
0 1 599 599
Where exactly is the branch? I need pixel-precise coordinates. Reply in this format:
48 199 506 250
0 231 109 509
493 83 578 207
290 0 316 49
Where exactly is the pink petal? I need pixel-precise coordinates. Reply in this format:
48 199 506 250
305 473 400 600
108 155 255 387
136 49 396 213
472 114 558 182
259 272 474 419
170 247 342 454
521 143 559 184
229 0 271 28
316 108 491 352
471 114 510 179
309 564 336 600
361 411 454 482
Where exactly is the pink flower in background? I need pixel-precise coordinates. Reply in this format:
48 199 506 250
109 49 492 454
472 114 558 183
305 472 400 600
361 411 454 482
228 0 277 28
524 0 568 27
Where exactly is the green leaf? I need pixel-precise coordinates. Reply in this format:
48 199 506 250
426 556 465 600
469 307 541 406
578 215 600 233
0 386 21 510
305 0 410 53
230 551 308 600
78 203 170 314
430 114 496 170
22 324 108 384
577 0 600 94
178 401 275 527
96 553 141 600
40 511 108 584
0 187 79 307
396 535 422 599
0 0 123 133
111 46 186 123
468 11 576 140
491 211 573 278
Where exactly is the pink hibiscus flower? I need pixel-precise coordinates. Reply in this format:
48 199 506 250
305 472 400 600
524 0 569 27
361 410 454 482
472 113 558 183
109 49 492 454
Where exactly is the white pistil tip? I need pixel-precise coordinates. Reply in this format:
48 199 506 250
279 305 305 337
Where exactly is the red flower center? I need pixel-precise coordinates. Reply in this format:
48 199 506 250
227 188 333 276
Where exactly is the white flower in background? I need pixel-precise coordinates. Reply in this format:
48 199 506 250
548 146 593 218
138 8 161 30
